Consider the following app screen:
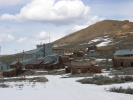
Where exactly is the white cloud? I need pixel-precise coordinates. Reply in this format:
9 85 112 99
17 37 27 43
0 33 14 43
0 0 90 25
16 31 50 48
0 0 31 6
65 15 105 34
35 31 48 40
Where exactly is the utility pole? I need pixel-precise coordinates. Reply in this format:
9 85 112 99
49 33 50 43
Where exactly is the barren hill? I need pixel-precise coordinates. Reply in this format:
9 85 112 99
53 20 133 45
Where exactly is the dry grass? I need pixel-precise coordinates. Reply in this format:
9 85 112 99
77 75 133 85
109 86 133 95
53 20 133 45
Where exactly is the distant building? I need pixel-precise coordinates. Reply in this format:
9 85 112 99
0 61 8 72
88 50 98 57
3 68 16 77
10 61 22 75
87 45 97 51
20 43 52 68
113 49 133 68
71 62 92 74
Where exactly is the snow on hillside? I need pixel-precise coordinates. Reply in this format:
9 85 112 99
87 36 113 47
0 75 133 100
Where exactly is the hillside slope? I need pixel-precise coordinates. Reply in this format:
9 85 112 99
53 20 133 45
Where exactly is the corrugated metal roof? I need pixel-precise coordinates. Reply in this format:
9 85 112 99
25 47 43 54
0 61 7 65
3 68 16 72
89 50 96 52
48 53 60 57
27 60 44 65
10 61 18 65
114 49 133 56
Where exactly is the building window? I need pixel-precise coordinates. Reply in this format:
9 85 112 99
27 55 29 59
1 66 3 70
25 56 27 59
31 54 33 58
36 55 38 58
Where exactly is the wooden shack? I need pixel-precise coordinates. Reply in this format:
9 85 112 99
59 56 70 63
89 66 101 73
73 51 83 57
42 60 54 69
88 50 98 57
25 60 44 69
3 68 16 77
71 62 92 74
88 45 97 51
10 61 22 75
113 49 133 68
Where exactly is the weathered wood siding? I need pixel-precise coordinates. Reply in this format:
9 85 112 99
3 69 16 77
89 66 101 73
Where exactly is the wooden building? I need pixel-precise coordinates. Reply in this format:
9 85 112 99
88 50 98 57
10 61 22 75
42 60 54 69
71 62 92 74
113 49 133 68
42 61 65 70
73 51 83 57
89 66 101 73
87 45 97 51
25 60 44 69
3 68 16 77
59 56 70 63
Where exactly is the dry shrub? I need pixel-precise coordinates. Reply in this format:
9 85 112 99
77 75 133 85
109 86 133 95
0 83 9 88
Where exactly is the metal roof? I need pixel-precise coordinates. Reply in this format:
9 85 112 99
48 53 60 57
10 61 18 65
114 49 133 56
25 47 43 54
0 61 7 65
3 68 16 72
27 60 44 65
89 50 96 52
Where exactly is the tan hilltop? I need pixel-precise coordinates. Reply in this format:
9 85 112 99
53 20 133 45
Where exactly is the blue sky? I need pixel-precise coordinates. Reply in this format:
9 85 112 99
0 0 133 55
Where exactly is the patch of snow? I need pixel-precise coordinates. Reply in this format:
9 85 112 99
0 75 133 100
36 71 48 73
55 69 65 71
91 38 102 42
64 53 73 55
96 40 112 47
104 35 109 37
84 59 90 61
88 41 93 44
